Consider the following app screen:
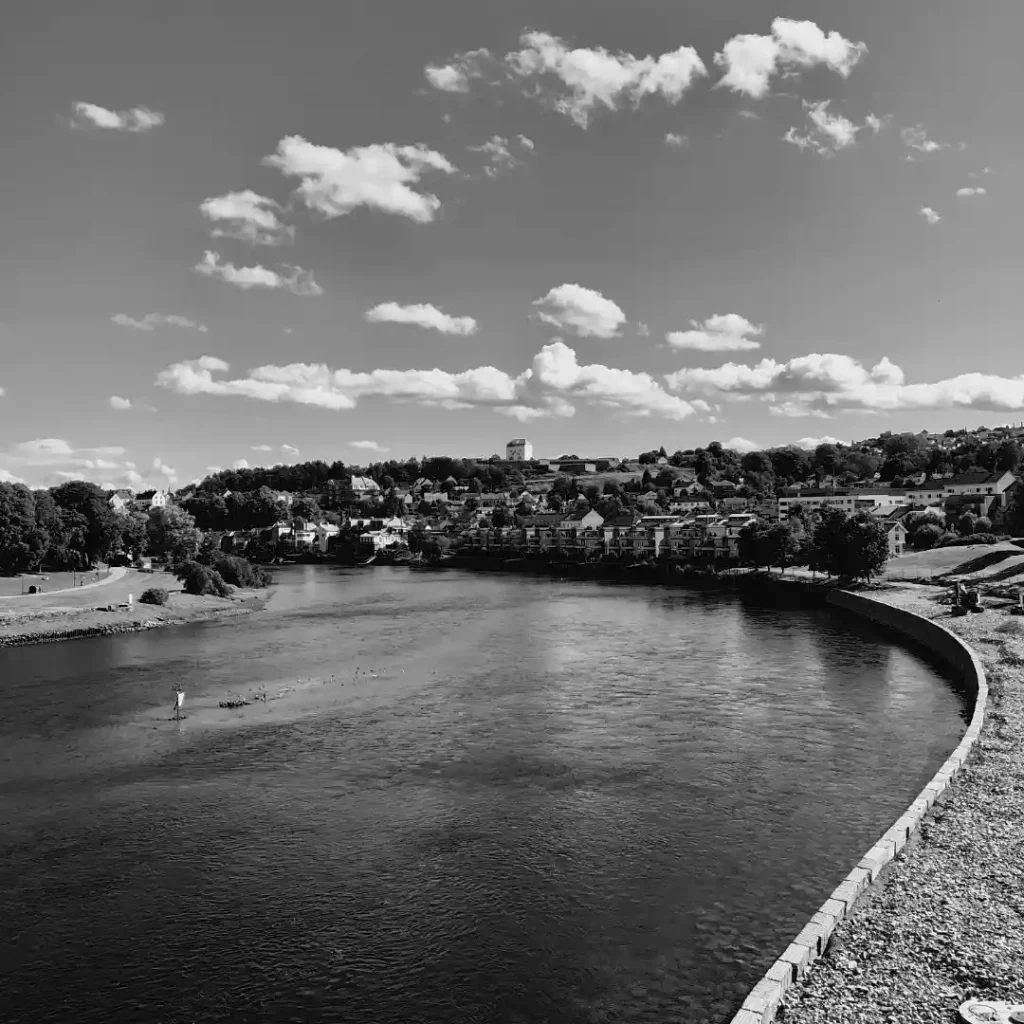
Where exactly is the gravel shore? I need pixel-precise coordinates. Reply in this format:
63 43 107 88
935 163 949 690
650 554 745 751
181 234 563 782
778 583 1024 1023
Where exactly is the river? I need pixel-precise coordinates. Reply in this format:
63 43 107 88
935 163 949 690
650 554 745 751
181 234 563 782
0 566 967 1023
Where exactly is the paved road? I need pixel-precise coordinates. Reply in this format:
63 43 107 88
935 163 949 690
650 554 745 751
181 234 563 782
0 566 128 602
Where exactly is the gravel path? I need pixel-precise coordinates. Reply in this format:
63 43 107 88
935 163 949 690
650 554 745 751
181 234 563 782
779 585 1024 1023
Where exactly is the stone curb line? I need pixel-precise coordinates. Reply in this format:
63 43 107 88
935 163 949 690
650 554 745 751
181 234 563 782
729 590 989 1024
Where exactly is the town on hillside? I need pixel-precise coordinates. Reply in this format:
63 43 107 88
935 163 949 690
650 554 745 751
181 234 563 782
1 425 1023 576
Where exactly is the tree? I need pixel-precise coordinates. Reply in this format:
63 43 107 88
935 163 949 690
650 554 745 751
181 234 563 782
995 440 1021 472
491 506 510 529
416 498 433 517
148 506 202 564
291 495 322 521
120 512 150 562
839 513 891 581
175 560 230 597
694 451 713 484
50 480 121 565
974 516 993 533
546 492 564 513
1006 488 1024 536
0 483 39 573
956 511 977 537
911 522 944 550
738 519 771 569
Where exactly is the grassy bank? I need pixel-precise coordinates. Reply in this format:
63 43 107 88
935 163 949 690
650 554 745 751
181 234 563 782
0 568 266 647
776 583 1023 1022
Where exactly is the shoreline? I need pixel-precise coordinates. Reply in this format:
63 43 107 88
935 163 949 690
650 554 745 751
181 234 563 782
0 568 268 648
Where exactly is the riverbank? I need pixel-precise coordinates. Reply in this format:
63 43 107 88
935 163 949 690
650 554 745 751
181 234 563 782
760 583 1023 1023
0 568 267 647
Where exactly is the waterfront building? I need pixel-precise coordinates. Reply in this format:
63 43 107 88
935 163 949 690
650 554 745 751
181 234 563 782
505 438 533 461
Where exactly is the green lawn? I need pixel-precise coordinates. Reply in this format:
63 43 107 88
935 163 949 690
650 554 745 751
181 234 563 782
0 568 112 597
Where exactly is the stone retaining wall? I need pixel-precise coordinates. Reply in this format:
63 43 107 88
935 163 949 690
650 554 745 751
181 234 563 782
729 589 989 1024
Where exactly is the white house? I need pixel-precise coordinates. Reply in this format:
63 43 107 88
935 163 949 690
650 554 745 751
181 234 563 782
350 475 381 497
108 489 134 515
506 438 533 461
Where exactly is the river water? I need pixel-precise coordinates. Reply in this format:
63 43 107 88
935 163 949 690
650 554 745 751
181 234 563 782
0 566 966 1023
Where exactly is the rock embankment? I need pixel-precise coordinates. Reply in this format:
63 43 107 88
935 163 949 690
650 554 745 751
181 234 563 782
774 587 1023 1023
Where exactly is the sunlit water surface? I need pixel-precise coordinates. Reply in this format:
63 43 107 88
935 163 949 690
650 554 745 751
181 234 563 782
0 566 966 1023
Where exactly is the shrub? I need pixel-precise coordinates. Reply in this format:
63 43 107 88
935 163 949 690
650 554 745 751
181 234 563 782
139 587 169 606
938 532 1001 548
910 522 944 550
212 554 270 588
175 559 232 597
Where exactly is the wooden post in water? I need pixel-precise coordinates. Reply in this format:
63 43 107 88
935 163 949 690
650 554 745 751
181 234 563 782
173 686 185 721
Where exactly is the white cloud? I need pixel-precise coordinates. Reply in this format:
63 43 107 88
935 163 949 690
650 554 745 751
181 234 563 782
636 322 650 337
0 438 144 489
864 113 885 133
968 167 991 179
795 435 843 449
280 444 300 455
956 186 986 198
193 251 322 296
725 436 761 453
232 458 250 470
469 135 534 177
155 341 699 423
666 352 1024 416
0 468 26 483
112 312 208 332
153 457 177 482
109 396 132 410
350 440 389 452
901 125 947 154
919 206 941 224
72 101 164 132
503 31 706 128
664 132 689 148
783 101 875 156
199 190 294 246
365 301 477 335
251 444 273 452
533 283 626 338
666 313 764 352
205 465 223 475
516 134 535 151
424 48 493 92
714 18 866 99
263 136 456 224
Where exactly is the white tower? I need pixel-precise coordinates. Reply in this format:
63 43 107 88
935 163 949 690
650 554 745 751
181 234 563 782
505 438 533 461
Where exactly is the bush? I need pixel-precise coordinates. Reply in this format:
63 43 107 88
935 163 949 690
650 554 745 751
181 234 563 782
212 554 270 588
938 532 1001 548
175 559 232 597
910 522 944 550
139 587 169 606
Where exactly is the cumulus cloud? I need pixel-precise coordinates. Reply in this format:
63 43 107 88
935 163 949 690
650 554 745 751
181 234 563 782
714 18 866 99
280 444 300 456
199 190 294 246
783 101 876 156
112 313 208 332
901 125 947 154
636 322 650 337
502 31 706 128
0 438 143 489
153 457 177 482
664 132 689 148
263 136 456 224
424 48 493 92
0 468 25 483
919 206 941 225
968 167 991 179
350 440 389 452
251 444 273 452
365 302 477 335
666 313 764 352
666 352 1024 416
723 436 760 453
956 186 986 198
232 458 250 470
193 251 322 296
533 283 626 338
72 101 164 132
468 134 535 177
516 134 535 150
795 435 843 449
109 396 132 410
155 342 699 423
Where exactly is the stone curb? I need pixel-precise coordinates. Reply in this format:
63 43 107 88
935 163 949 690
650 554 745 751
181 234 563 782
728 589 989 1024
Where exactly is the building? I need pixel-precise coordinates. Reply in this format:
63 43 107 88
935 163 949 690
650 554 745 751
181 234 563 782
349 475 381 497
506 438 533 461
108 489 134 515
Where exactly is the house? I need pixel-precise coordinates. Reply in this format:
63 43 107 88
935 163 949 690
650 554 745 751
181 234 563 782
601 512 642 557
108 489 134 515
133 489 169 512
506 438 533 461
880 515 908 557
315 522 340 553
350 476 381 497
359 515 408 551
555 508 605 555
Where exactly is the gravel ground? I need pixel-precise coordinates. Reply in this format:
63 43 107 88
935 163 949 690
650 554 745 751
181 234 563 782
779 584 1024 1023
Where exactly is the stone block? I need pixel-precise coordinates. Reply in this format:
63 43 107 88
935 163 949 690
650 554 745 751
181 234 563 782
779 940 813 978
794 922 826 958
728 1009 764 1024
740 978 784 1022
882 824 908 854
844 865 872 895
821 897 847 922
830 880 863 913
766 958 794 994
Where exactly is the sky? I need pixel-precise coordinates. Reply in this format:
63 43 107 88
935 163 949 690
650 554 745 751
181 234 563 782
3 0 1023 490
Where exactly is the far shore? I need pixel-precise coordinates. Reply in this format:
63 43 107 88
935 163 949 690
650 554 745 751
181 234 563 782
0 568 267 647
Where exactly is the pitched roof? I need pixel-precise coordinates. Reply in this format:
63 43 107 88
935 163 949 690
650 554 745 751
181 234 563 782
604 513 639 528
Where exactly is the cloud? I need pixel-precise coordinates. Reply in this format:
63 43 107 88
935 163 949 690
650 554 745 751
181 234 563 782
109 396 132 410
193 251 322 295
155 341 699 423
365 301 477 335
280 444 300 456
533 283 626 338
636 322 650 337
968 167 991 179
666 351 1024 416
231 458 250 470
112 313 208 332
350 440 389 452
783 101 876 156
795 435 842 449
725 436 761 453
516 134 535 150
0 468 26 483
0 438 143 489
71 101 164 132
153 457 177 482
666 313 764 352
664 132 689 148
199 190 294 246
502 31 706 128
251 444 273 452
424 48 493 92
263 136 456 224
469 135 534 177
919 206 941 224
714 18 867 99
901 125 947 154
956 186 986 198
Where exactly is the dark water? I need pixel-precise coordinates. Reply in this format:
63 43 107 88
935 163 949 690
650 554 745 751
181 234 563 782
0 567 966 1024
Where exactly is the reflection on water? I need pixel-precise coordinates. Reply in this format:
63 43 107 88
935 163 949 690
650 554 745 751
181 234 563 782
0 566 965 1023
